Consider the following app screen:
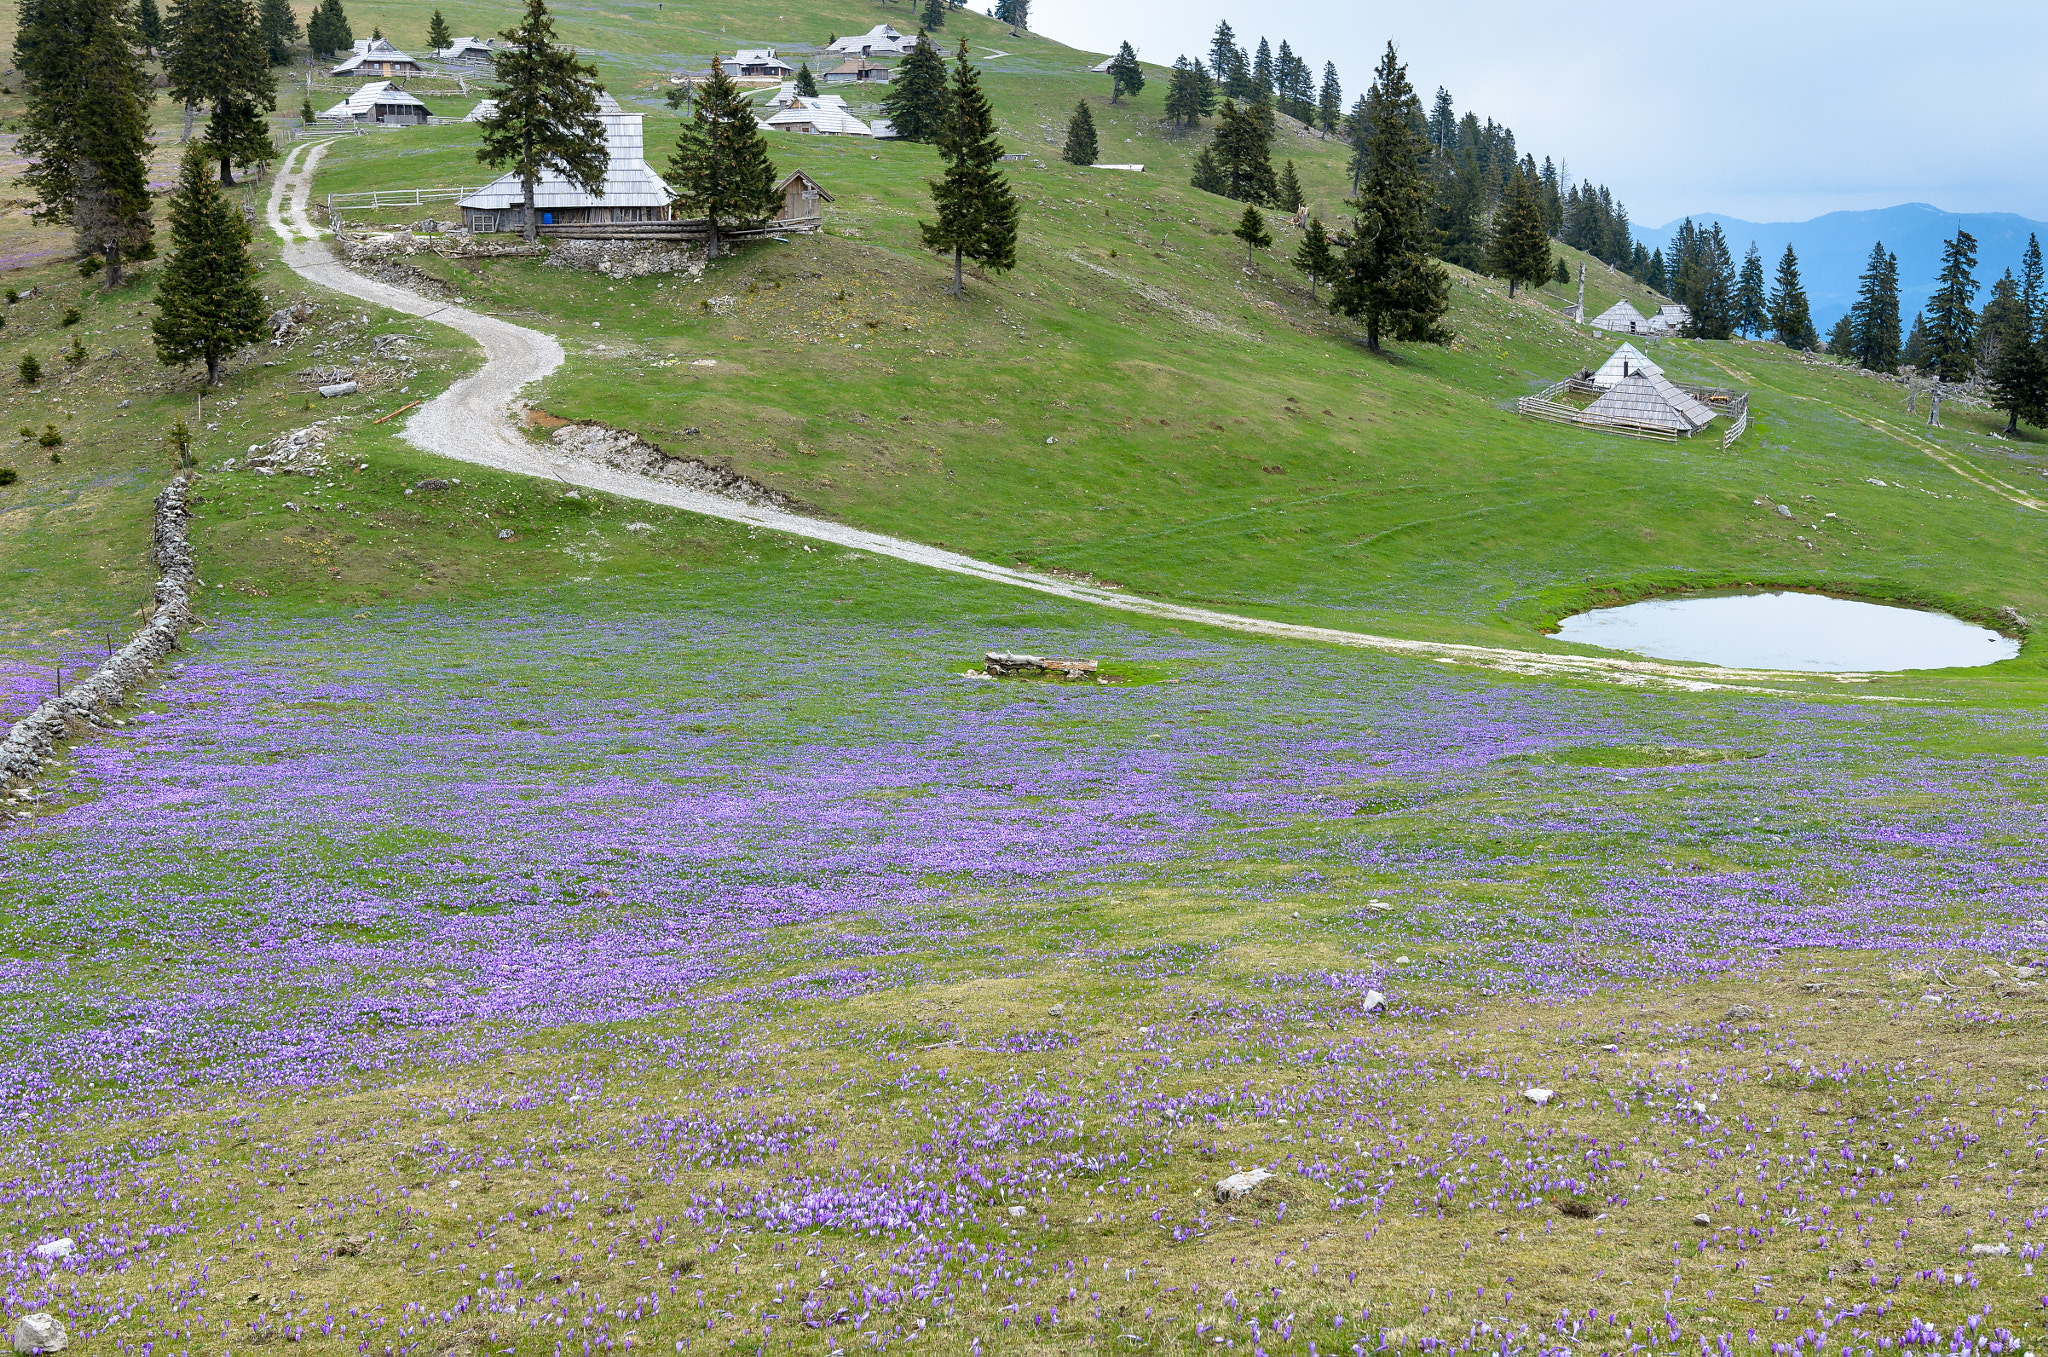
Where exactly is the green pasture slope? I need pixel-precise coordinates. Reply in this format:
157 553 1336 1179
4 4 2048 1353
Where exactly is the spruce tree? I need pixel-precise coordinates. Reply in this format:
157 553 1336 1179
1251 37 1271 99
1847 240 1901 372
1317 63 1341 135
306 0 349 56
166 0 276 184
1275 159 1302 212
919 0 943 31
1232 202 1271 268
793 62 818 97
1646 247 1667 295
1292 215 1333 300
136 0 163 49
1926 227 1979 382
1825 314 1854 358
1107 41 1142 104
1163 56 1209 133
1902 311 1931 371
1734 243 1768 338
15 0 156 287
1977 270 2043 434
918 38 1017 295
2020 233 2044 329
1553 257 1568 286
879 35 948 144
427 7 451 49
1429 145 1483 272
477 0 608 243
1061 100 1097 166
1210 99 1274 204
1486 167 1550 298
151 146 266 386
665 57 777 261
1768 243 1817 350
1207 22 1236 92
258 0 298 63
1329 42 1449 352
1189 145 1224 196
1341 93 1369 192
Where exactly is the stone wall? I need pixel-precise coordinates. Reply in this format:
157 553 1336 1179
542 239 706 280
0 476 196 788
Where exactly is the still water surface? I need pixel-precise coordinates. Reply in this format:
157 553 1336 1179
1554 591 2020 672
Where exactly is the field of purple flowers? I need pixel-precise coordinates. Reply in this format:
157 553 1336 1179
2 581 2045 1352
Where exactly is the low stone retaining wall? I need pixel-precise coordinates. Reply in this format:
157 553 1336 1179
548 422 800 511
0 476 196 788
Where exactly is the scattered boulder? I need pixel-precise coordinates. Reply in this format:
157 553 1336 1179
1213 1168 1274 1203
1692 1213 1712 1226
1773 504 1793 519
318 380 359 398
497 528 515 540
1724 1004 1757 1021
269 299 317 346
8 1313 66 1354
1359 990 1387 1014
414 479 452 492
1969 1242 2010 1256
29 1238 73 1260
1006 1205 1025 1219
1523 1087 1555 1106
238 424 330 476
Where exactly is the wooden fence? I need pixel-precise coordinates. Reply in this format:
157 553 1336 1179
1519 377 1758 447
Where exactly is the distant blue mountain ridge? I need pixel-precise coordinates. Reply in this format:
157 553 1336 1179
1635 204 2048 332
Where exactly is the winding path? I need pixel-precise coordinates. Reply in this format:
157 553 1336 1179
263 141 1894 698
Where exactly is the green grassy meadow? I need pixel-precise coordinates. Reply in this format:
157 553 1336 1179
0 4 2045 1352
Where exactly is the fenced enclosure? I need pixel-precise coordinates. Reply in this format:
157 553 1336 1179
1519 377 1751 446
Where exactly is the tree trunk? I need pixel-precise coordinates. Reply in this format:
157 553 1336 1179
1507 278 1516 298
220 151 236 187
102 243 122 291
1366 315 1380 352
951 244 963 295
706 217 720 261
522 172 537 243
206 350 222 386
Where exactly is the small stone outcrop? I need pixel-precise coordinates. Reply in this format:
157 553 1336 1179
543 239 706 280
0 477 196 789
547 422 798 511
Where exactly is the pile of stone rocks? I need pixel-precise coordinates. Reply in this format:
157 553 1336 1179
0 477 195 789
235 423 332 475
983 653 1099 679
543 238 706 280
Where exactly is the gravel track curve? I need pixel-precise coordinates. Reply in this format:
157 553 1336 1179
261 142 1882 696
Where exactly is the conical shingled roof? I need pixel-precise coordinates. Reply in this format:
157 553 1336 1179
1581 371 1717 434
1591 343 1663 388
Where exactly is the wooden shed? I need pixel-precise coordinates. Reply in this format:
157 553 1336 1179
773 171 832 228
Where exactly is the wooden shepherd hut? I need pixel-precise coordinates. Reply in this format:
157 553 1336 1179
458 94 675 231
1590 343 1664 388
1580 371 1718 436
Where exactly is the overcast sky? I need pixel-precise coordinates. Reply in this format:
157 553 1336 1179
1030 0 2048 227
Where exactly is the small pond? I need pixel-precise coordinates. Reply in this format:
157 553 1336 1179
1553 591 2020 672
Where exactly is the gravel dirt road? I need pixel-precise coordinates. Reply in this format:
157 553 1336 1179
261 141 1876 696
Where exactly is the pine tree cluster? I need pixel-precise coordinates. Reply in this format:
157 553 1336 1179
1665 219 1737 339
1981 233 2048 433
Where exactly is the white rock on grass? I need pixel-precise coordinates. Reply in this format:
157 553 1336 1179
29 1238 73 1260
1692 1213 1712 1226
1969 1243 2010 1256
1523 1088 1555 1107
1214 1168 1274 1203
8 1312 66 1354
1360 990 1387 1014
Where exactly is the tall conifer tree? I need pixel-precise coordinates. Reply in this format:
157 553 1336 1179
1902 311 1932 371
306 0 349 56
1848 240 1901 372
1329 43 1449 352
1275 159 1302 212
665 56 777 261
151 146 266 385
1486 167 1550 298
258 0 297 62
15 0 156 286
1250 37 1271 99
1061 100 1097 166
919 38 1017 295
1926 228 1979 382
476 0 608 243
1768 243 1817 350
1106 41 1142 104
1734 243 1768 338
1983 274 2046 433
879 34 948 143
166 0 275 183
1317 63 1341 135
793 62 817 97
135 0 162 47
1162 56 1211 133
427 8 451 49
2020 233 2043 329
